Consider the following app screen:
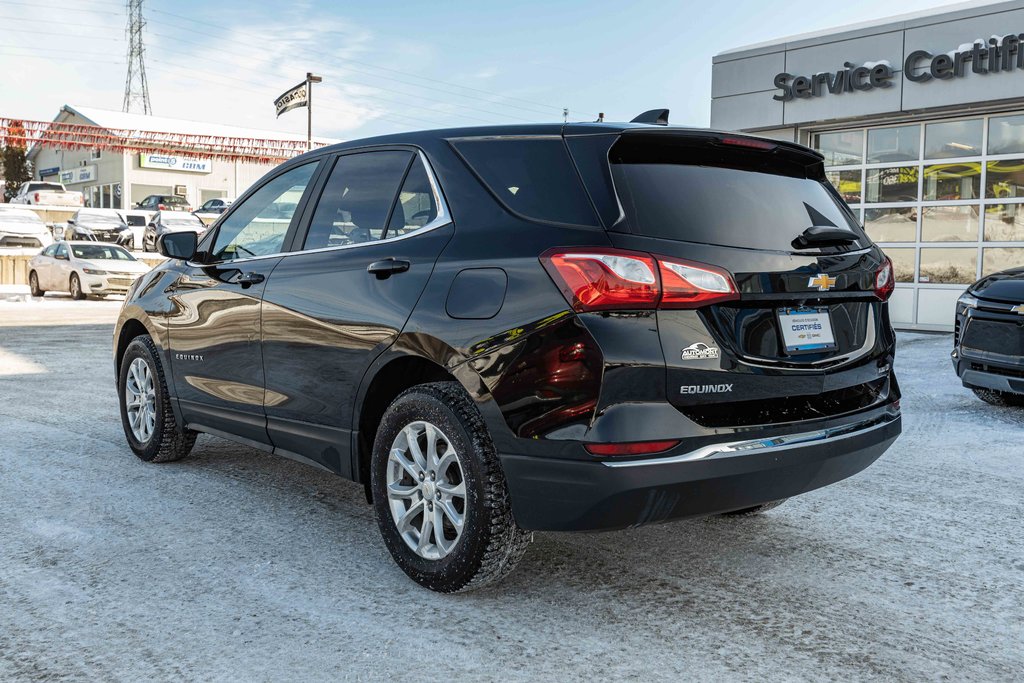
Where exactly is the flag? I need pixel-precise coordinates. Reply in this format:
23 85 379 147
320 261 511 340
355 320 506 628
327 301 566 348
274 81 308 118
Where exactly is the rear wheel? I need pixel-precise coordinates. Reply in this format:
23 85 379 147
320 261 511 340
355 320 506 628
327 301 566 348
721 499 788 517
69 273 85 300
972 388 1024 407
371 381 531 592
118 335 197 462
28 271 44 297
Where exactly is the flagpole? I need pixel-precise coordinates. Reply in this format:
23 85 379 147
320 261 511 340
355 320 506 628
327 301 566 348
306 72 322 152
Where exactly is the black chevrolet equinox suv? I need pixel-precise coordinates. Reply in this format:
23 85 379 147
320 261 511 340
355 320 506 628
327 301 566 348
114 113 902 592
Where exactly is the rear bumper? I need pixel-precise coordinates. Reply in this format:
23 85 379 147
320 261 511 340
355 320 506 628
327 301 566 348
500 413 901 531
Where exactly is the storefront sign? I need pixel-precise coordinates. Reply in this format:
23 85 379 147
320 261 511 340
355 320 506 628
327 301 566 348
59 165 97 185
774 34 1024 101
774 62 894 102
905 34 1024 83
138 153 212 174
38 166 59 178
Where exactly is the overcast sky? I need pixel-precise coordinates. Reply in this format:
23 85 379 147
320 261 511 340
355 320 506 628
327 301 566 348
0 0 989 141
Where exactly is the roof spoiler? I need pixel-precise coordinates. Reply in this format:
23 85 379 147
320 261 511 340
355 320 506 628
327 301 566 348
630 109 670 126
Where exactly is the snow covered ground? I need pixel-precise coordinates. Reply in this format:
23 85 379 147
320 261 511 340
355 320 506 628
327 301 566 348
0 307 1020 681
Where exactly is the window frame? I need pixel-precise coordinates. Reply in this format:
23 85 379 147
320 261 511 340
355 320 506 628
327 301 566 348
287 145 452 256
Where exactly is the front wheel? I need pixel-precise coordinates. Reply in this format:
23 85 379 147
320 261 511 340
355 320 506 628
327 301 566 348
371 382 532 593
28 271 44 297
118 335 197 462
69 273 85 300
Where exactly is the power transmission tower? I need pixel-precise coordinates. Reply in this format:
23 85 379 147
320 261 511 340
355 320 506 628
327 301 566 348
122 0 152 114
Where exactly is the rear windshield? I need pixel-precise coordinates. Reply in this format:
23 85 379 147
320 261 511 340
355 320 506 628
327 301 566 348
28 183 64 192
162 196 188 205
610 141 868 252
452 137 599 227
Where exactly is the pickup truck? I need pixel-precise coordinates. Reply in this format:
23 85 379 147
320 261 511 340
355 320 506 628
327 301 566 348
10 181 85 207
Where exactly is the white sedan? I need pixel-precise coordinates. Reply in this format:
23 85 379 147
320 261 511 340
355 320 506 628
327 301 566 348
0 206 54 249
28 241 152 299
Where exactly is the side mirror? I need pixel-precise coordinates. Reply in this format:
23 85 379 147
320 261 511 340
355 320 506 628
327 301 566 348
55 252 68 261
158 231 197 260
67 219 76 225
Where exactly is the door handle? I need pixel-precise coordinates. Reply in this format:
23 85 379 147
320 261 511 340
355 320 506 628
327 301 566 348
367 258 410 279
235 271 265 287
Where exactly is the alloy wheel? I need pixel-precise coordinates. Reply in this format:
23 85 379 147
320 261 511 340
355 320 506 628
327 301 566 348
125 357 157 442
386 420 467 560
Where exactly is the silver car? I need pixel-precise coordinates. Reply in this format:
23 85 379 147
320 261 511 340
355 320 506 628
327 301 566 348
28 241 151 299
142 211 207 252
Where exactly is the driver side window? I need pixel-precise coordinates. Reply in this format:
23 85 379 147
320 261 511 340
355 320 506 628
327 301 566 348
209 162 318 261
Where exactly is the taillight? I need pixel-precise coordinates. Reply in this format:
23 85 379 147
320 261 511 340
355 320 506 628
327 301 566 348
585 439 680 456
875 255 894 301
34 193 40 202
720 136 777 151
540 248 659 311
158 203 166 210
658 258 740 308
541 247 739 312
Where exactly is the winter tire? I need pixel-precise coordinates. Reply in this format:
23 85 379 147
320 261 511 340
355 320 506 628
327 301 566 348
28 271 44 297
371 381 532 593
972 388 1024 407
118 335 197 463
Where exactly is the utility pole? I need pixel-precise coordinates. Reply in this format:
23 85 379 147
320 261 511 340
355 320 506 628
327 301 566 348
306 72 322 151
123 0 152 114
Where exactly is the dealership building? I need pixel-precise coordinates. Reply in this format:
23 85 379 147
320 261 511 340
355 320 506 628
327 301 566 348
26 105 316 213
711 0 1024 330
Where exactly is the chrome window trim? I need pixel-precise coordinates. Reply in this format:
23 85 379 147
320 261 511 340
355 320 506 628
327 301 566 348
601 414 898 468
189 150 451 268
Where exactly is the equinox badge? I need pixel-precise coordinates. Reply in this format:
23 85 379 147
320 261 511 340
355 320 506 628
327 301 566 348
808 273 837 292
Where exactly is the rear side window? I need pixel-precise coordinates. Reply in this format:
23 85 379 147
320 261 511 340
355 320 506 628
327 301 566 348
610 139 868 252
303 151 412 250
452 138 599 227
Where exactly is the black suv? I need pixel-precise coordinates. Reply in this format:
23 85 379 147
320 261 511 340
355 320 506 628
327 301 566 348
113 115 902 592
953 269 1024 406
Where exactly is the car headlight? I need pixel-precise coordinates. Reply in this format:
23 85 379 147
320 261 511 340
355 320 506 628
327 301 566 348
957 292 978 309
82 268 108 275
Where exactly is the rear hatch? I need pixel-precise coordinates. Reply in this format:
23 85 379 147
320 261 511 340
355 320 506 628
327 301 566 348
568 128 896 425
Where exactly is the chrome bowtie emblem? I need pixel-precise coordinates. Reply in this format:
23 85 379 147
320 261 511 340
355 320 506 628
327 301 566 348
1011 304 1024 315
808 273 837 292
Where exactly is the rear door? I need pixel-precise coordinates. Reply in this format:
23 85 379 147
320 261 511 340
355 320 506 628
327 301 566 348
573 130 894 423
260 149 453 476
164 159 322 445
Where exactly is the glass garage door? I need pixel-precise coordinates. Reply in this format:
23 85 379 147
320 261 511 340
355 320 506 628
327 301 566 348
814 113 1024 330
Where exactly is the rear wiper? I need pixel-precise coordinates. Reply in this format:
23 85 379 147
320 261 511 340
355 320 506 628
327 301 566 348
792 225 859 250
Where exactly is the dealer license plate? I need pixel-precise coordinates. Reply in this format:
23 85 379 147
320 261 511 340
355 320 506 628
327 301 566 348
778 307 837 353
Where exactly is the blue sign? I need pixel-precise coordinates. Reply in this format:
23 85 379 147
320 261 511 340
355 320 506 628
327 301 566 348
38 167 59 177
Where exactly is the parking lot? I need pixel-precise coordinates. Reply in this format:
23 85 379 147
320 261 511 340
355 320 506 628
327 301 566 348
0 300 1021 681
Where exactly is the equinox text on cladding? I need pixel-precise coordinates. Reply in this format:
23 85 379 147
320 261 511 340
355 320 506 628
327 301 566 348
773 33 1024 102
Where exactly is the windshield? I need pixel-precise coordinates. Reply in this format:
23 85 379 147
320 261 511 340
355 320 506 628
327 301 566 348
77 212 124 225
162 215 202 227
0 210 44 225
70 244 136 261
610 144 868 253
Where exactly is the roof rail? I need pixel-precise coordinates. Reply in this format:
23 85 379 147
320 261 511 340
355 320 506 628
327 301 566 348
630 109 670 126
